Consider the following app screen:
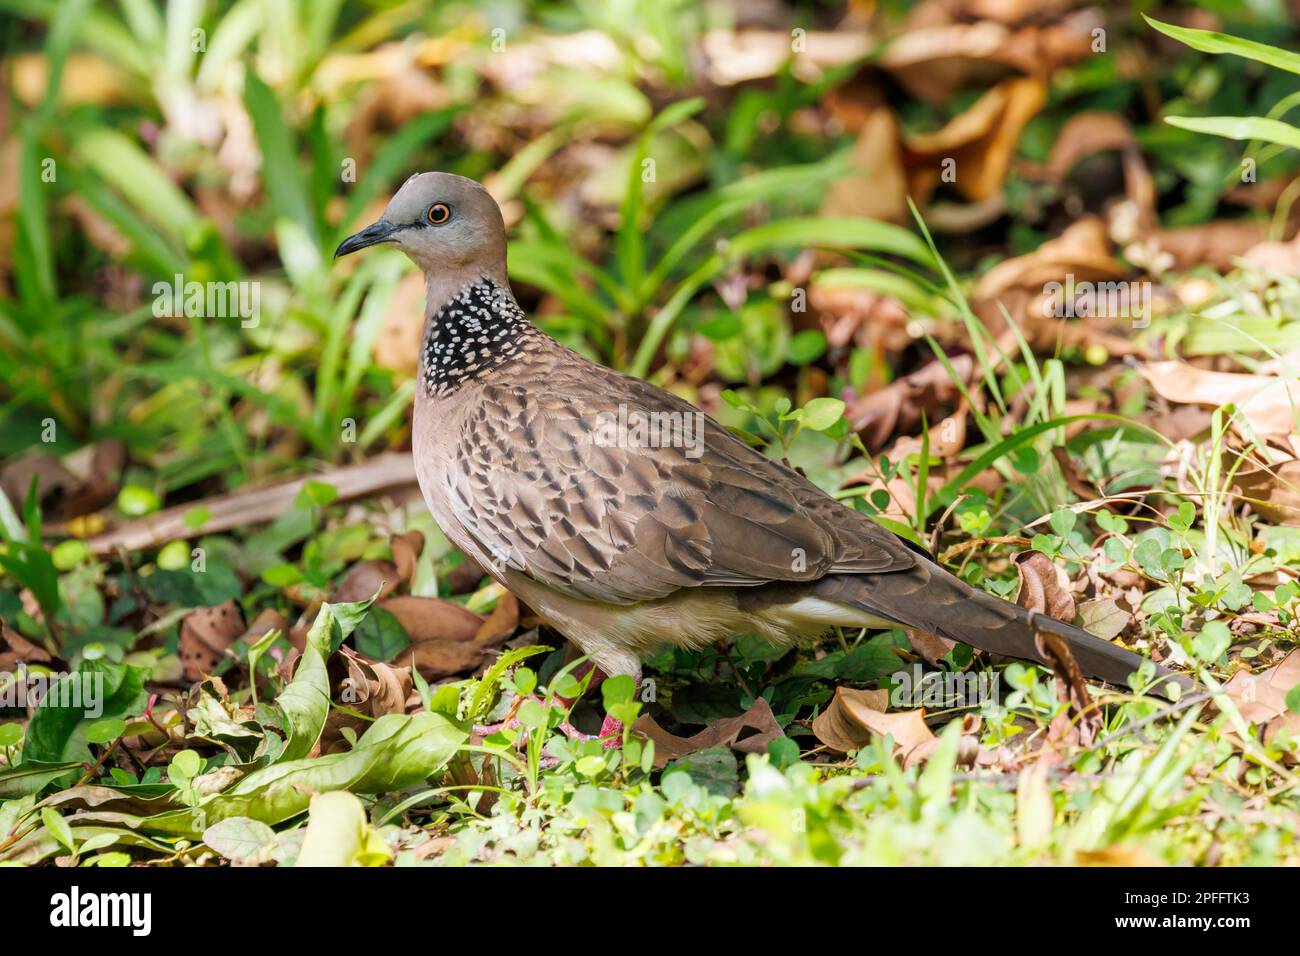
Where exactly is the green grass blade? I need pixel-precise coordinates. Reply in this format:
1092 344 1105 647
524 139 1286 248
1145 15 1300 75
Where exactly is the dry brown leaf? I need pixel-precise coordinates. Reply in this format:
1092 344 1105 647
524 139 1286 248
321 647 415 753
1075 598 1131 641
1232 454 1300 526
474 591 520 645
977 217 1124 300
372 270 426 374
377 595 484 644
398 640 487 681
389 530 425 584
632 697 785 768
1043 111 1137 183
241 607 286 645
179 600 245 682
334 559 400 605
1142 220 1267 273
879 23 1017 103
905 76 1046 204
1140 362 1300 436
700 30 874 86
908 629 957 666
846 354 975 450
1014 551 1075 622
0 624 52 674
1033 627 1100 751
811 685 935 762
1220 649 1300 728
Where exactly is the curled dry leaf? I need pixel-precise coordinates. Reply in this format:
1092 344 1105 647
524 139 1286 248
179 600 246 682
632 697 785 769
904 76 1047 204
322 647 415 753
907 629 957 667
389 530 425 585
474 591 520 645
1032 627 1100 751
811 686 935 763
1014 550 1075 622
846 354 975 451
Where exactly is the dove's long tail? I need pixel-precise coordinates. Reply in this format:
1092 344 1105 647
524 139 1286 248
808 555 1192 698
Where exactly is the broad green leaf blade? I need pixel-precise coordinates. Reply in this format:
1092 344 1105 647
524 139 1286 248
273 592 379 762
23 660 150 766
141 711 467 835
0 761 82 799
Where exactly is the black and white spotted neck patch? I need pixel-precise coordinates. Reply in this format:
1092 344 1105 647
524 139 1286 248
421 277 535 397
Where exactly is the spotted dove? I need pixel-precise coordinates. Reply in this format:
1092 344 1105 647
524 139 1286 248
335 172 1187 741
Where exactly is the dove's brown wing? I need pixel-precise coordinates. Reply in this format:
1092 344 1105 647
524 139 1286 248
444 346 916 605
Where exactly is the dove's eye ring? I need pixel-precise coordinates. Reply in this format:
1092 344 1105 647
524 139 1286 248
427 203 452 225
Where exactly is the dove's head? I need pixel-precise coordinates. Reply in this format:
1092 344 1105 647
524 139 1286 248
334 172 507 278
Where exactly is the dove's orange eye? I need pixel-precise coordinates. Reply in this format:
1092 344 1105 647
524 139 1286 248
427 203 452 225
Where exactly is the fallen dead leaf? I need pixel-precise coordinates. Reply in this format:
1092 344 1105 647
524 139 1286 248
334 559 400 605
474 591 520 645
811 685 935 762
633 697 785 769
398 640 488 681
1014 550 1075 622
1075 598 1131 641
1033 627 1100 751
390 530 425 584
905 76 1047 204
179 600 245 682
377 595 484 644
1141 362 1300 436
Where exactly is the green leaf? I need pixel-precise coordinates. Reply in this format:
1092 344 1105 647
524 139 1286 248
1286 684 1300 717
203 816 277 863
798 397 846 432
84 718 126 746
243 69 318 247
1192 620 1231 663
23 660 149 767
1145 16 1300 75
1049 509 1077 537
351 607 410 662
787 329 827 365
274 593 379 762
41 807 76 854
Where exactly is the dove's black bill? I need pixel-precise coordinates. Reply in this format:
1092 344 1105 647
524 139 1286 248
334 219 398 258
